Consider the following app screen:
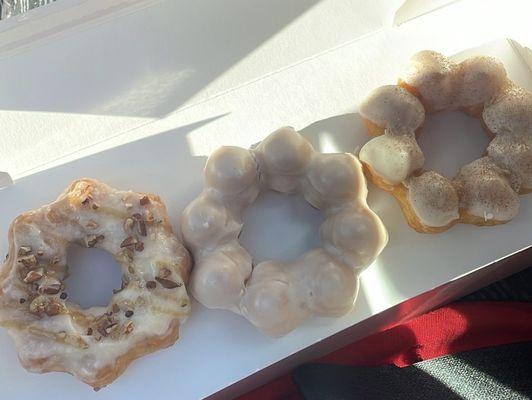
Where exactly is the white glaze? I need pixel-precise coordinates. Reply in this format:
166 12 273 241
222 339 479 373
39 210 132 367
361 51 530 229
301 153 367 209
454 157 520 221
359 133 425 185
406 171 459 227
181 128 388 337
401 50 456 111
253 126 314 193
401 52 510 112
483 84 532 136
358 85 425 134
487 133 532 190
0 179 191 387
457 56 507 108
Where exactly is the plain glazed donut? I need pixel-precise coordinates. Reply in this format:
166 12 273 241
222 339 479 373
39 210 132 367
181 127 388 336
0 179 191 389
359 51 531 233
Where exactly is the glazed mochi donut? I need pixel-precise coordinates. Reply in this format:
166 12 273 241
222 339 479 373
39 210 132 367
359 51 531 233
181 127 388 337
0 179 191 388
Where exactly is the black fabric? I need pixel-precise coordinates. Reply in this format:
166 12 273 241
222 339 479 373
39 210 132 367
293 342 532 400
459 266 532 303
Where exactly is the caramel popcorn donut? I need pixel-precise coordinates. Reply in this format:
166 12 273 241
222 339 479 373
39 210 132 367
359 51 531 233
181 127 388 337
0 179 191 389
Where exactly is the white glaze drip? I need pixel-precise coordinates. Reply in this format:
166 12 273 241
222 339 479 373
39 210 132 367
181 127 388 336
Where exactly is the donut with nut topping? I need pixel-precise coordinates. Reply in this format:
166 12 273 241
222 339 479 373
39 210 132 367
0 179 191 389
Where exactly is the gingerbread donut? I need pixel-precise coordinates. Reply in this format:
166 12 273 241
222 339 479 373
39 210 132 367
0 179 191 388
359 51 531 233
181 127 388 337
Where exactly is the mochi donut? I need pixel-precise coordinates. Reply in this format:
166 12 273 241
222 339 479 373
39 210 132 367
0 179 191 388
181 127 388 337
359 51 531 233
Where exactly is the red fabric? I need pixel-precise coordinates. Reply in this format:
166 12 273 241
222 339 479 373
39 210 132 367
237 301 532 400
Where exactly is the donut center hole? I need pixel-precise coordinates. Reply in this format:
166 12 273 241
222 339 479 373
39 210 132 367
240 191 325 264
417 111 491 178
64 244 123 309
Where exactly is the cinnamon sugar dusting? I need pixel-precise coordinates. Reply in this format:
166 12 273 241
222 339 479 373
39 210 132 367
360 50 530 230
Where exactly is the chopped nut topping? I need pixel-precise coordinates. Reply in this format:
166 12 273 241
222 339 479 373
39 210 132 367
18 246 32 256
81 197 91 206
137 220 147 237
38 276 62 295
124 321 134 335
125 310 134 318
18 254 38 268
135 242 144 252
155 277 181 289
60 292 68 300
128 265 135 274
40 287 61 295
160 268 171 278
92 202 100 210
85 234 105 248
46 303 62 316
50 256 60 266
94 315 116 338
36 250 44 257
131 213 142 221
97 326 108 337
139 195 150 206
87 327 93 336
104 322 118 335
86 220 99 229
19 298 26 304
23 268 44 283
146 280 157 289
120 236 138 248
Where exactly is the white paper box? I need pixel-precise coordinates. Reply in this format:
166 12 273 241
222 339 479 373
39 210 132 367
0 1 531 399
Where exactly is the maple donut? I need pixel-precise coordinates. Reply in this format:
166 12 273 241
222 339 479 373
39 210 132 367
359 51 531 233
181 127 388 337
0 179 191 389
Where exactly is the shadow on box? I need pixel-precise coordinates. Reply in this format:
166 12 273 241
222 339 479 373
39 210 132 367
0 0 321 118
